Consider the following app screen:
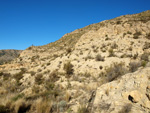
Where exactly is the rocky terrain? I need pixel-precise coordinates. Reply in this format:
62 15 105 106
0 10 150 113
0 50 22 65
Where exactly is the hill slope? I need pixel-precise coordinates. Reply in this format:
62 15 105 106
0 10 150 113
0 49 22 65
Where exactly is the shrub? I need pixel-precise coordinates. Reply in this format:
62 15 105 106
129 61 141 72
133 53 138 59
66 48 72 54
35 74 43 85
123 33 126 37
16 102 31 113
99 102 111 112
30 71 36 76
77 105 88 113
111 43 118 49
116 20 122 24
83 72 91 77
0 72 3 76
32 85 40 94
118 104 132 113
105 62 127 82
143 42 150 50
37 69 42 72
3 73 11 81
49 70 59 82
63 62 74 75
141 52 150 61
91 45 95 49
47 62 50 66
12 93 24 101
146 33 150 39
127 31 132 35
0 105 10 113
13 70 25 83
95 54 104 61
141 60 147 67
44 82 55 90
34 99 52 113
58 100 67 112
85 55 93 61
108 49 115 57
133 31 141 39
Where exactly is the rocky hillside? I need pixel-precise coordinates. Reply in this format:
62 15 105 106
0 49 22 65
0 10 150 113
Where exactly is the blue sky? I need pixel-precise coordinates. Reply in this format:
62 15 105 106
0 0 150 50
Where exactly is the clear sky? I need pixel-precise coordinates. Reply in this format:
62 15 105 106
0 0 150 50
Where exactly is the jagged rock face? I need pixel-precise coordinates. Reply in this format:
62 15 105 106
0 11 150 113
